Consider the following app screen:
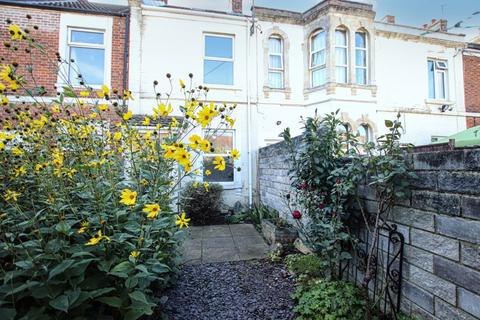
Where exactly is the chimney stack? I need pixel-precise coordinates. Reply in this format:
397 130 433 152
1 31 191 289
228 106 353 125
232 0 242 14
382 15 396 24
423 19 448 32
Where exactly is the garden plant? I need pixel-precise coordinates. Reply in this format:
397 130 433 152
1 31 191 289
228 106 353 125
0 17 239 319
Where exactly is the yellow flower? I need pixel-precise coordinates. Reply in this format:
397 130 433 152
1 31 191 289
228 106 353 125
8 81 19 91
80 90 90 97
85 230 110 246
123 110 132 121
225 116 236 127
51 105 61 113
205 170 212 176
4 189 20 202
97 85 110 99
98 104 108 111
203 182 209 192
89 112 98 119
0 141 4 150
192 181 199 188
77 220 89 234
175 211 191 229
200 139 211 152
130 251 140 258
229 149 240 160
0 65 14 83
113 131 122 141
142 117 150 126
13 166 26 177
8 25 25 40
154 103 173 117
123 90 134 100
212 156 226 171
0 82 5 92
171 117 178 127
11 147 23 156
196 104 218 127
1 96 8 106
120 188 137 206
188 134 202 150
143 203 160 219
179 79 185 88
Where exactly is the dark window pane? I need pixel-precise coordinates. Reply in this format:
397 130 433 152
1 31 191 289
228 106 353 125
204 60 233 85
428 60 435 99
71 30 104 44
203 157 234 182
205 36 233 59
69 47 105 85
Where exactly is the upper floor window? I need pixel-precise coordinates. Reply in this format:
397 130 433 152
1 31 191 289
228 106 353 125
428 59 448 100
204 35 234 86
335 29 348 84
203 130 235 183
268 36 284 89
355 31 368 85
310 30 326 87
68 28 105 86
357 124 373 144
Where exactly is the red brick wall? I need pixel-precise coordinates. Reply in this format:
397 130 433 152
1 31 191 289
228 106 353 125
0 6 60 95
463 54 480 128
0 5 128 96
232 0 242 13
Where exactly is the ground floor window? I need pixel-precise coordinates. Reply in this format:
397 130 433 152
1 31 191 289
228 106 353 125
203 130 235 183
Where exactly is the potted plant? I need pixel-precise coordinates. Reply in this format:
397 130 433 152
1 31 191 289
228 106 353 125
261 207 298 245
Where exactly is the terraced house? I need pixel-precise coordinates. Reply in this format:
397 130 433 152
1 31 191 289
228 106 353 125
0 0 475 206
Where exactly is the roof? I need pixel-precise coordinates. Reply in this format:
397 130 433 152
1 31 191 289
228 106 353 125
130 114 184 128
0 0 129 16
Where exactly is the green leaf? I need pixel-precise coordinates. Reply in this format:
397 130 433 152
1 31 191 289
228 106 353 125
88 287 115 299
5 281 40 296
15 260 34 269
48 259 75 280
129 291 148 305
55 221 71 235
0 307 16 320
62 86 76 98
125 277 138 289
97 296 123 308
49 294 69 313
111 261 132 274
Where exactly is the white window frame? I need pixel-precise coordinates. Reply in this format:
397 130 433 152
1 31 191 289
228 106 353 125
203 33 235 87
310 30 327 88
355 31 368 85
202 129 237 186
67 27 106 86
428 58 449 100
57 13 112 89
268 35 284 89
335 28 348 84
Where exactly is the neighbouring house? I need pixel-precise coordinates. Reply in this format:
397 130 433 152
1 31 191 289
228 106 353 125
463 38 480 128
128 0 470 206
0 0 130 122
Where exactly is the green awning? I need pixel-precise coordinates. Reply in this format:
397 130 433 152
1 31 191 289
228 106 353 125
433 126 480 147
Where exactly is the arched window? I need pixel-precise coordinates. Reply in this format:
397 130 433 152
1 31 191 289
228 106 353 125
310 30 326 87
335 28 348 84
355 31 368 85
268 35 284 89
357 124 373 144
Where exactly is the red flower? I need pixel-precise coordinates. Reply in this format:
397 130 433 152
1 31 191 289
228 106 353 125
335 178 342 184
318 203 325 209
298 182 307 190
292 210 302 219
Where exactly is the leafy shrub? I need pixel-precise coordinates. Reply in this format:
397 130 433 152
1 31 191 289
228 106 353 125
285 254 327 279
293 279 366 320
179 181 223 225
0 18 239 319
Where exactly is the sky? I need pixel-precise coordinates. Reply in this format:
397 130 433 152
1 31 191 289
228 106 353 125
255 0 480 39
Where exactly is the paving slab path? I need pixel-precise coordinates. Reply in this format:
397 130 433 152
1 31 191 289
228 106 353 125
180 223 270 264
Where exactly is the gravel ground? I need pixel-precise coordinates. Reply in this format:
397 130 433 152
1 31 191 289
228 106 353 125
162 260 296 320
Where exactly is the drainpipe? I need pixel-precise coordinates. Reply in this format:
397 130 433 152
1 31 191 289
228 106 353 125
122 10 130 109
246 17 253 208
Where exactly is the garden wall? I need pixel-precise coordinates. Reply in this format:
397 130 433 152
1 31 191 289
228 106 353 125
258 141 480 320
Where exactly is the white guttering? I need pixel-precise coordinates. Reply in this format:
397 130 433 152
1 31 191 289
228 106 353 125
245 17 253 208
141 4 251 22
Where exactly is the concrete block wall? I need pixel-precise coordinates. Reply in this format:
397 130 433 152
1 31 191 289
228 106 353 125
258 141 480 320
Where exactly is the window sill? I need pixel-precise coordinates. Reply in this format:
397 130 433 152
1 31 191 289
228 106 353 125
425 99 455 106
204 84 241 91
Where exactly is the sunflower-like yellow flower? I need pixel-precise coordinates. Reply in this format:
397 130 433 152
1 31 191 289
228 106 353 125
98 104 108 112
225 116 236 128
196 104 218 128
8 81 19 91
154 103 173 117
113 131 122 141
85 230 110 246
123 90 134 100
11 147 23 156
200 139 211 152
188 134 203 150
205 170 212 176
4 189 20 202
123 110 132 121
77 221 89 234
212 156 226 171
143 203 160 219
79 90 90 97
0 82 6 93
89 112 98 119
130 250 140 258
170 117 178 127
229 149 240 160
142 116 150 126
0 65 14 83
179 79 185 88
175 211 190 229
1 96 8 106
97 85 110 99
13 166 26 177
120 188 137 206
8 25 25 40
192 181 199 188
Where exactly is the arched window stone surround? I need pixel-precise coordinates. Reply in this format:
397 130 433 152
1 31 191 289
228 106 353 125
263 26 291 99
354 114 378 139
